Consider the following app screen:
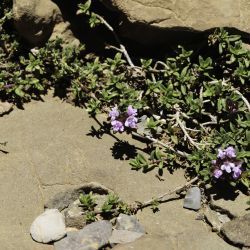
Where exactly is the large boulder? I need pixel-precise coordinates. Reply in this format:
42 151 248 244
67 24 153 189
102 0 250 45
13 0 79 46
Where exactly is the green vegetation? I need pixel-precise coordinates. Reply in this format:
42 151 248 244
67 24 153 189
0 0 249 190
79 192 132 223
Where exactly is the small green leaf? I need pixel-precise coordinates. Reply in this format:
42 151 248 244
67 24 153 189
237 151 250 158
14 87 25 97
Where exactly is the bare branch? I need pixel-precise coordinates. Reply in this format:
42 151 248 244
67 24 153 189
132 131 189 158
174 111 203 150
210 79 250 112
233 88 250 112
136 176 199 209
154 61 169 70
95 14 135 67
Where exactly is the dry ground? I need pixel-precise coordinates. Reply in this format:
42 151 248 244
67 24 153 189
0 93 238 249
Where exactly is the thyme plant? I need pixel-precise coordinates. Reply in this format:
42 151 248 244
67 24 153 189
0 0 249 191
77 1 250 189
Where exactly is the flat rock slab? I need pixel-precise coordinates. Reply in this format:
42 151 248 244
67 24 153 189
102 0 250 45
30 209 66 243
54 220 112 250
0 94 237 249
221 214 250 247
136 204 237 250
210 191 249 217
116 214 145 233
109 229 144 244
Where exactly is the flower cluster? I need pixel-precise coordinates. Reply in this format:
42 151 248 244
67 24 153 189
212 146 242 180
109 105 138 132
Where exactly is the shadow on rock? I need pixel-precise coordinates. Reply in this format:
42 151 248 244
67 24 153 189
111 140 137 160
87 122 111 139
208 182 239 201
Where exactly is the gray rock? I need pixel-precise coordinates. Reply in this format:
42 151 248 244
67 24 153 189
45 182 112 211
54 232 82 250
183 187 201 211
54 220 112 250
116 214 145 233
109 229 144 244
221 213 250 247
30 209 66 243
46 188 78 211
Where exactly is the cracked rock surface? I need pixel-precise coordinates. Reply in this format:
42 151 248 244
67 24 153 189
0 93 242 249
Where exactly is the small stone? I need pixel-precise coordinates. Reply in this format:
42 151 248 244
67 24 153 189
221 213 250 247
45 188 78 211
30 209 66 243
64 200 86 229
183 187 201 211
116 214 145 233
0 101 13 116
54 220 112 250
109 229 144 244
54 232 82 250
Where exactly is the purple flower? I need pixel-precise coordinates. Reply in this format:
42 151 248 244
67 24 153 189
109 107 119 121
111 120 124 132
217 148 226 159
127 105 137 116
235 161 242 168
125 115 138 129
225 146 236 158
232 166 242 179
221 162 235 173
211 160 217 165
213 169 223 179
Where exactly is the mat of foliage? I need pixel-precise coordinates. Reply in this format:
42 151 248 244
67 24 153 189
0 0 249 190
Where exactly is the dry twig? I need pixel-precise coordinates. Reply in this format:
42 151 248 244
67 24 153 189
135 176 199 210
95 14 135 67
